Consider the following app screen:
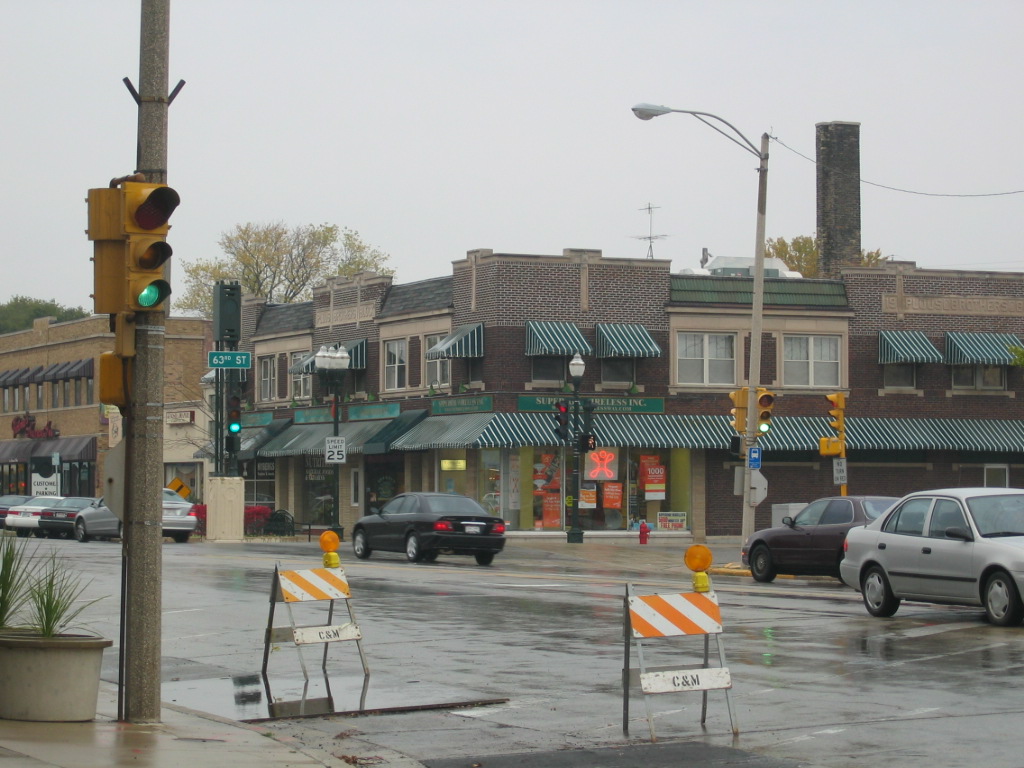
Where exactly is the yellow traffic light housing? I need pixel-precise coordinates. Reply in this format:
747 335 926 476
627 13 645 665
98 352 132 410
756 388 776 434
819 436 843 456
728 387 748 434
826 392 846 435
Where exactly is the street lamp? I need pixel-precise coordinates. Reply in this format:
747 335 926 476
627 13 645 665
566 352 586 544
315 343 350 537
632 103 769 542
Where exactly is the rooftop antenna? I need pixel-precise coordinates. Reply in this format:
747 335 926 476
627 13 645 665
634 203 667 258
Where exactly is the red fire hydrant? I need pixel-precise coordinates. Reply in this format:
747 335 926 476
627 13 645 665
638 520 651 545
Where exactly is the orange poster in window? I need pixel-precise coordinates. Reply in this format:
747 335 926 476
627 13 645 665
603 482 623 510
542 493 562 528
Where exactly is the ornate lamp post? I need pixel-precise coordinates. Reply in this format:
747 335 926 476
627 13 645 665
315 343 350 536
566 352 586 544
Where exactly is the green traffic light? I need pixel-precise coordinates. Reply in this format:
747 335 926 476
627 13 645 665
758 421 771 433
136 280 172 308
228 422 242 434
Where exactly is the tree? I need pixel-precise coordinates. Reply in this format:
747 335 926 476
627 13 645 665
174 223 394 317
766 235 889 278
0 296 88 334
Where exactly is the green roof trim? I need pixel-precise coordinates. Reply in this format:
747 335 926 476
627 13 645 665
670 275 849 309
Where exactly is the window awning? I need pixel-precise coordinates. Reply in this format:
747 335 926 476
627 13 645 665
363 409 429 455
44 361 74 382
287 351 317 375
945 332 1024 365
0 369 24 387
470 413 731 449
22 366 45 385
595 323 662 358
258 419 390 458
237 418 291 461
878 331 941 364
287 338 368 375
390 413 496 450
426 324 484 360
524 321 592 356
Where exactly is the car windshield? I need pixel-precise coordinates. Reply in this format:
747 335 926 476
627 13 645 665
863 498 897 520
0 495 30 505
424 496 491 516
55 497 95 509
967 494 1024 537
25 497 62 506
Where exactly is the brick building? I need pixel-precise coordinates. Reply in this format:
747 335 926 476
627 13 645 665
0 315 211 502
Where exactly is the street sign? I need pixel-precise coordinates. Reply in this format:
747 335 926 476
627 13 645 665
750 469 768 505
325 436 347 464
208 351 252 369
833 458 848 485
747 445 761 470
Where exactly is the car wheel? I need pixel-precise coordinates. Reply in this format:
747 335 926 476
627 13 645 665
32 530 44 538
405 533 423 562
171 532 190 543
422 550 438 562
74 519 91 543
475 552 495 566
352 530 372 559
749 544 777 583
984 570 1024 627
861 565 900 617
15 529 30 538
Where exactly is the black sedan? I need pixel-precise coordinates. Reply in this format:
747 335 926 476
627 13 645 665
352 492 506 565
741 495 897 582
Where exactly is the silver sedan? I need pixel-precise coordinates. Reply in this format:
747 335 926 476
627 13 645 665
841 487 1024 626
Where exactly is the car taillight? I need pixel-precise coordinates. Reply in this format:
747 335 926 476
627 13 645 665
188 505 198 518
843 538 848 553
433 520 454 531
491 521 506 534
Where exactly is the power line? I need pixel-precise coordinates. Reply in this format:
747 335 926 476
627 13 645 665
770 135 1024 198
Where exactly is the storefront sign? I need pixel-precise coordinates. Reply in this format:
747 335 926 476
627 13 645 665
579 482 597 509
349 402 401 421
243 411 275 427
430 396 493 415
440 459 466 471
640 455 666 500
11 413 59 439
295 407 332 424
256 460 275 480
516 395 664 414
542 493 562 528
585 448 618 480
165 410 195 425
315 302 375 327
658 511 687 530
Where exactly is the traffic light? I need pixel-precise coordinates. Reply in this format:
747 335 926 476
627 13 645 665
225 393 242 454
826 392 846 435
818 436 843 456
124 182 178 311
579 433 597 452
728 387 748 434
756 389 776 434
581 398 596 435
87 180 179 315
98 351 131 409
553 400 570 442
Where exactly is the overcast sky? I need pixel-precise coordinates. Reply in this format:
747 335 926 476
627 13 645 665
4 1 1022 312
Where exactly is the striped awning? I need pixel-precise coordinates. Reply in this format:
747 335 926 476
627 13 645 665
259 419 389 458
945 332 1023 365
524 321 592 356
287 338 369 374
426 323 484 360
595 324 662 358
878 331 941 364
287 351 317 375
363 409 429 455
390 413 496 450
470 413 731 449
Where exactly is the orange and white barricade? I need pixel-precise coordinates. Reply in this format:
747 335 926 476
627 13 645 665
622 583 738 741
261 564 370 715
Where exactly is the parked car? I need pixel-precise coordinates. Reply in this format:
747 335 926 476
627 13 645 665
37 497 106 539
742 495 898 582
841 488 1024 626
71 489 198 543
4 496 66 538
0 494 32 530
352 492 506 565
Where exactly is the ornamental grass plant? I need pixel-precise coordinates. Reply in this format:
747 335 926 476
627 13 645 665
0 534 32 629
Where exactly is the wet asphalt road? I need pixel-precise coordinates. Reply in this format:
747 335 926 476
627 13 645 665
36 536 1024 767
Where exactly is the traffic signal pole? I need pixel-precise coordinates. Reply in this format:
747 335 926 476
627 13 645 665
121 0 173 724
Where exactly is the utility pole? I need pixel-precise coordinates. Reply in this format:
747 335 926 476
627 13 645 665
122 0 172 724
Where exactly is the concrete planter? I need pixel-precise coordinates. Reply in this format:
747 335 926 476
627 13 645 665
0 632 113 721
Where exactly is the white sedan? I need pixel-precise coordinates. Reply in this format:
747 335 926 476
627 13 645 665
4 496 65 538
841 487 1024 626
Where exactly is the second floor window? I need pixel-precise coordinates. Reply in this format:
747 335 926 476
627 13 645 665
424 334 450 388
677 332 735 385
384 339 407 391
259 356 277 401
952 364 1005 391
784 335 840 388
290 352 311 400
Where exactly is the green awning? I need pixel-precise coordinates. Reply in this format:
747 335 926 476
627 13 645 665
595 324 662 358
945 332 1023 365
287 338 368 374
304 419 389 456
258 419 391 457
878 331 941 364
391 413 496 450
524 321 592 356
362 409 429 455
287 352 317 375
426 323 484 360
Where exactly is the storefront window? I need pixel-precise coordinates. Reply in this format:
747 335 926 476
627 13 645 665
477 449 501 515
438 448 468 495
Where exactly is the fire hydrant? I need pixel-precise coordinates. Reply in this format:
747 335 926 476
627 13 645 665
638 520 651 545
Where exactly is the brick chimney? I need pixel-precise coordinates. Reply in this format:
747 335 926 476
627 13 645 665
816 121 861 279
